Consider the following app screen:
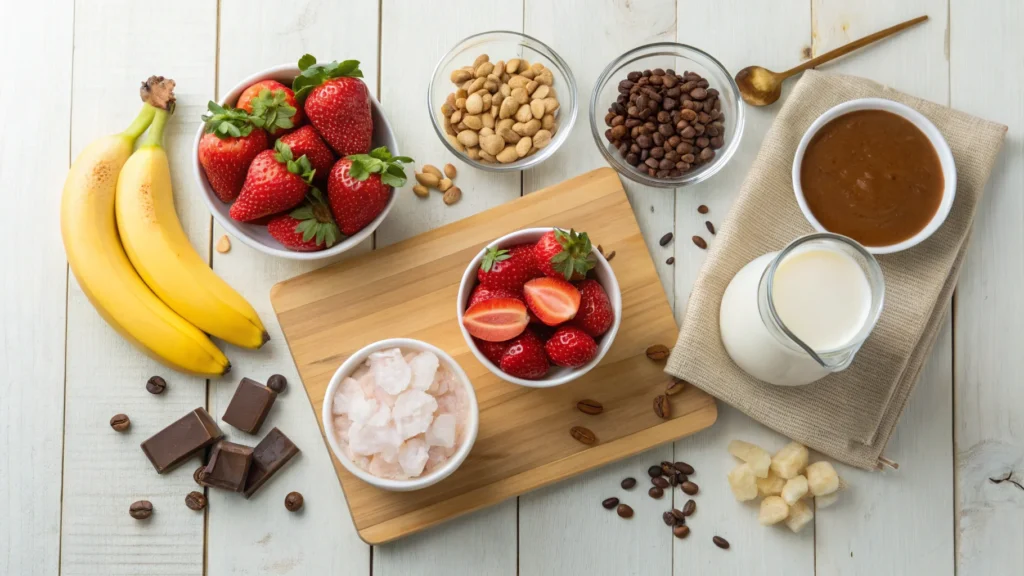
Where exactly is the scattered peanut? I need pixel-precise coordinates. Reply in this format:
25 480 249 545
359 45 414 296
444 163 457 178
443 186 462 205
412 184 429 198
415 172 440 188
438 178 453 192
215 235 231 254
422 164 442 179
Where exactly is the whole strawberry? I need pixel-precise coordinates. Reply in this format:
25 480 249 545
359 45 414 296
229 140 314 222
278 125 335 184
572 279 614 337
327 146 412 236
467 285 522 308
544 326 598 368
198 102 269 202
534 228 595 280
499 330 550 380
477 244 539 292
474 338 511 366
237 80 303 135
267 189 340 252
293 55 372 156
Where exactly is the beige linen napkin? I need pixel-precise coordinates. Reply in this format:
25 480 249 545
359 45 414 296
666 70 1006 470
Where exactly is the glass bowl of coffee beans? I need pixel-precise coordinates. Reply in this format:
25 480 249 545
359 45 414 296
429 31 578 171
591 43 744 188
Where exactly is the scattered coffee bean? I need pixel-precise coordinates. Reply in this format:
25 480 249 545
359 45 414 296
692 235 707 249
672 508 687 522
681 481 699 495
194 465 208 485
653 395 671 419
617 503 634 518
576 399 603 415
648 486 664 499
652 476 669 489
570 425 597 445
129 500 153 520
646 344 670 361
110 414 130 432
669 474 678 487
666 379 686 396
605 250 616 262
697 204 709 214
660 462 675 476
185 491 207 511
675 472 685 485
596 244 604 255
662 510 676 526
146 375 167 395
648 465 664 478
659 232 674 246
683 499 696 516
621 477 637 490
267 374 288 394
673 525 691 539
713 536 730 549
285 491 304 512
602 497 620 509
666 256 675 265
706 221 715 235
674 462 695 475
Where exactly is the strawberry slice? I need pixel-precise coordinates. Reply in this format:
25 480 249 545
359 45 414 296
522 277 582 326
467 285 522 309
462 298 529 342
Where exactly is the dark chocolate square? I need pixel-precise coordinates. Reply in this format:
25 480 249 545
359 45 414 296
202 440 253 492
243 427 300 498
222 377 277 434
141 407 223 474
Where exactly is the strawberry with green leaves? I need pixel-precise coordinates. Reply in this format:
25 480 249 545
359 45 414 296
267 189 341 252
477 243 539 292
277 125 335 184
292 55 373 156
236 80 303 135
534 228 596 280
327 146 412 236
229 140 315 223
198 102 269 202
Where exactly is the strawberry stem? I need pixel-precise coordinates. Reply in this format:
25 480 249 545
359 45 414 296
121 104 157 140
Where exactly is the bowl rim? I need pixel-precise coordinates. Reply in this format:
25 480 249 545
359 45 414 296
791 97 957 255
320 338 480 492
191 63 400 261
427 30 579 172
456 227 623 388
589 41 746 189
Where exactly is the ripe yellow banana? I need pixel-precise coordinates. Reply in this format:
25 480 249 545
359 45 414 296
61 81 230 376
115 85 269 349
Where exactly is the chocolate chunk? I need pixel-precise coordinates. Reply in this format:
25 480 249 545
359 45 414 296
202 440 254 492
267 374 288 394
243 428 300 499
140 408 223 474
222 378 278 434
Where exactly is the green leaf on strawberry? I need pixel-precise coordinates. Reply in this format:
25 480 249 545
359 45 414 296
480 247 511 273
292 54 365 102
550 228 595 280
290 188 341 248
345 146 412 188
248 88 296 133
201 101 256 138
273 140 315 184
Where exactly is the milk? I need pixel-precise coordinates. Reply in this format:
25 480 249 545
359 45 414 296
719 241 876 386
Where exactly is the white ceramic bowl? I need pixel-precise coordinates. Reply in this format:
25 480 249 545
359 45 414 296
192 64 401 260
321 338 479 492
792 97 956 255
456 228 623 388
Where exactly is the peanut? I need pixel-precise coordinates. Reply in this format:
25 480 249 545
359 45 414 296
532 129 552 149
505 58 521 74
443 186 461 205
472 54 489 68
496 146 519 163
444 163 457 178
514 104 534 123
462 115 483 130
456 130 479 148
480 133 505 156
497 126 520 144
465 93 484 115
415 172 440 188
412 184 429 198
451 69 473 83
515 136 532 158
422 164 442 179
438 178 453 192
530 99 545 120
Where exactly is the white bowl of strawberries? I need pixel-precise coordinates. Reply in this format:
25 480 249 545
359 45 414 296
193 55 410 259
457 227 622 388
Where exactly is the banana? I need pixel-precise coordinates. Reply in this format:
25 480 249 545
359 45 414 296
115 80 269 349
61 79 230 376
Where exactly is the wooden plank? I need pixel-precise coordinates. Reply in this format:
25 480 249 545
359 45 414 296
518 2 677 573
671 0 816 574
0 1 72 574
60 1 215 574
950 1 1024 573
206 1 380 573
809 2 954 574
373 0 522 572
271 168 717 543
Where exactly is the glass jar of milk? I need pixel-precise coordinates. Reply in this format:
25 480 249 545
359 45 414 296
719 233 884 386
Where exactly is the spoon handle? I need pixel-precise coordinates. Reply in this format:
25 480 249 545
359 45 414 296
781 15 928 79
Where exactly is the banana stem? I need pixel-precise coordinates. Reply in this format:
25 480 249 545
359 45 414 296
140 108 169 149
122 104 157 141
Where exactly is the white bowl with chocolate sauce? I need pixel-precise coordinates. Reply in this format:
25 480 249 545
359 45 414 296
792 98 956 254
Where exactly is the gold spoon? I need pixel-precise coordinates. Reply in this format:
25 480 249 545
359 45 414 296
735 15 928 106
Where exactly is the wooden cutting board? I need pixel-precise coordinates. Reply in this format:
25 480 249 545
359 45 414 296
271 167 717 544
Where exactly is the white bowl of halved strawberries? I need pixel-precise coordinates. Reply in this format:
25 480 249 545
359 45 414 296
192 55 410 259
457 227 622 388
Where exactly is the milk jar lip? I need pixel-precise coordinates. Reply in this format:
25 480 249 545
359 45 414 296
761 233 885 358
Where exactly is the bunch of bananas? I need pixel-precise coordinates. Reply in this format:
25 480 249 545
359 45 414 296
61 77 267 376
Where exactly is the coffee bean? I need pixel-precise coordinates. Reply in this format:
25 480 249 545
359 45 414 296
653 395 671 419
663 511 676 526
570 426 597 445
669 474 679 486
110 414 130 432
666 379 686 396
683 499 696 516
616 503 634 518
666 256 675 265
621 477 637 490
185 491 207 511
706 221 715 235
672 508 687 522
602 497 620 509
692 236 707 249
577 399 604 415
194 465 208 485
659 232 673 246
681 481 699 495
267 374 288 394
675 471 685 485
652 476 669 489
673 525 691 539
674 461 695 475
648 465 664 478
646 344 670 361
659 461 672 474
713 536 730 549
129 500 153 520
648 486 664 499
285 491 304 512
605 250 616 262
146 375 167 395
697 204 709 214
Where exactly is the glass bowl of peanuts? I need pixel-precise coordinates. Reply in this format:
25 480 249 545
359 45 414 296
429 31 578 171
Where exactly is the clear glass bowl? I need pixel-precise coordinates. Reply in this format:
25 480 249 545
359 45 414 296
428 30 578 172
590 43 745 188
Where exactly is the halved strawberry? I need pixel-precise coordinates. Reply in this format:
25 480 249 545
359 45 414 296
544 326 598 368
462 298 529 342
572 279 614 337
467 285 522 309
522 277 582 326
499 330 550 380
477 243 539 292
473 338 511 366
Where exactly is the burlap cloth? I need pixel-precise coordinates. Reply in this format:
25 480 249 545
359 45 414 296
666 70 1006 470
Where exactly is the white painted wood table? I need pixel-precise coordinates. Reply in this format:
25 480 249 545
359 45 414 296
2 0 1020 574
